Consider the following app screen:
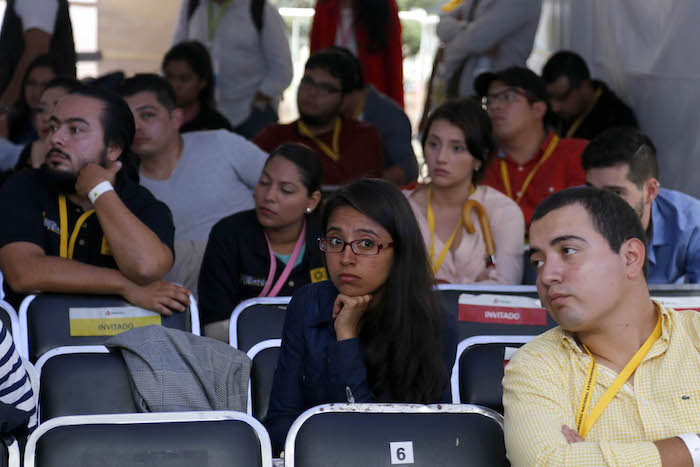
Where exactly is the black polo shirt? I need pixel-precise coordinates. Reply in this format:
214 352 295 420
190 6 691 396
198 209 327 325
0 169 175 307
558 80 639 141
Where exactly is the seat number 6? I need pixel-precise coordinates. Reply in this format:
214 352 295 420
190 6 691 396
390 441 414 464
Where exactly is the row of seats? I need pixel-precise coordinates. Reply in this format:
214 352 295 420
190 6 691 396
9 404 506 467
230 283 700 352
22 334 523 426
7 284 700 465
5 284 699 363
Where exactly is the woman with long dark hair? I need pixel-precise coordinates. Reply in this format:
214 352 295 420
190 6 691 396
310 0 404 107
197 143 325 341
405 98 525 284
7 54 62 144
266 178 457 454
162 41 233 133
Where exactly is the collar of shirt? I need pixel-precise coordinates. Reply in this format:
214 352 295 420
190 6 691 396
558 300 672 359
498 131 556 167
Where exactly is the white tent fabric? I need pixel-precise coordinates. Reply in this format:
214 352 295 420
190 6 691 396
549 0 700 198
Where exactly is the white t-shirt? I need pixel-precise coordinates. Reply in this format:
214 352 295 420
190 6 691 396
14 0 59 34
172 0 293 126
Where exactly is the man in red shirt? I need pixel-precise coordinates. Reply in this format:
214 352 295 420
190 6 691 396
475 67 587 226
253 49 384 186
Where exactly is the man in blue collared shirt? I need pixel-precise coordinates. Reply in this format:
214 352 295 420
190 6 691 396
582 127 700 283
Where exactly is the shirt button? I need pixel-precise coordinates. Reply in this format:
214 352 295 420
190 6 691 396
78 239 85 246
81 223 87 229
549 186 555 192
518 166 524 172
288 280 294 287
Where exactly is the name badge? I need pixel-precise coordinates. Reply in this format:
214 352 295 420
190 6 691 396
458 293 547 325
69 306 162 336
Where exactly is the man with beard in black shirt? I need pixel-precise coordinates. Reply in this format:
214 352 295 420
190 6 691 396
542 50 638 140
0 85 189 315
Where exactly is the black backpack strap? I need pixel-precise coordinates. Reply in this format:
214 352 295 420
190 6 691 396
250 0 265 32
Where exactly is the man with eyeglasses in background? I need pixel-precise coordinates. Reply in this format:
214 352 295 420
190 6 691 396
253 48 385 186
475 66 588 226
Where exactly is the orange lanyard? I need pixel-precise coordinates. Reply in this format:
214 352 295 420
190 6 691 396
565 88 603 138
298 119 342 162
575 312 662 438
499 135 560 205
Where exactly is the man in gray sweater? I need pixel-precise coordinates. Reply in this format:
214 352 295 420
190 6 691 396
117 74 268 295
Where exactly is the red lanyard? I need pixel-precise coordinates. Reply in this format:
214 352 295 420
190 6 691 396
258 221 307 297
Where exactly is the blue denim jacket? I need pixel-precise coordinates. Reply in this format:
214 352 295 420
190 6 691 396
265 280 458 454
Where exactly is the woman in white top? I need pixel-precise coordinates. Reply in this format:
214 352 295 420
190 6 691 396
404 98 525 284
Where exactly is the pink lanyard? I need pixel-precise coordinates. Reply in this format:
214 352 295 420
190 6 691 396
258 221 307 298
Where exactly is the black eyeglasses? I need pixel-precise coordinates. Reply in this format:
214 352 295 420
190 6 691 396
318 236 393 256
299 76 342 96
481 87 532 109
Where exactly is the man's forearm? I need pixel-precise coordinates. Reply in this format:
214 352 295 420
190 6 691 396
4 251 131 297
92 191 173 284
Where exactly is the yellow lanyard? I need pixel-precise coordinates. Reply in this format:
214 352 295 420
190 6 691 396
441 0 463 12
565 87 603 138
298 119 342 162
426 185 474 274
58 194 95 259
208 0 234 41
499 135 560 205
575 312 662 439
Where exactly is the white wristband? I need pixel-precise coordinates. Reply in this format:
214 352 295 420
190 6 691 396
678 433 700 467
88 181 114 204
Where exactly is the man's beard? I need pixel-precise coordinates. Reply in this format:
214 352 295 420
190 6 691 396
40 164 78 194
298 101 342 128
298 110 338 127
40 147 109 194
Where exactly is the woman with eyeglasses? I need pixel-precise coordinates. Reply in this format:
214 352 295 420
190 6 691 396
405 98 525 284
266 178 458 455
197 143 326 342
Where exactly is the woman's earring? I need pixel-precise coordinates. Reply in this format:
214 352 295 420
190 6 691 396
306 208 312 213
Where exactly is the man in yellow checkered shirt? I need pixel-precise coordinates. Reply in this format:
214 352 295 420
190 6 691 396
504 187 700 466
